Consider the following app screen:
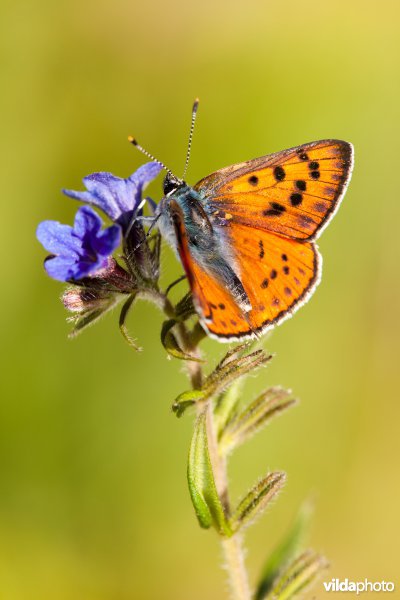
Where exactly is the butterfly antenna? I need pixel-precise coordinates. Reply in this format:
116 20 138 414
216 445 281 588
182 98 199 179
128 136 174 176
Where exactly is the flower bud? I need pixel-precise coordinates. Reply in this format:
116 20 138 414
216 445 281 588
62 286 113 314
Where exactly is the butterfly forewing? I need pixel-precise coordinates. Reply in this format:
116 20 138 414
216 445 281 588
195 140 353 241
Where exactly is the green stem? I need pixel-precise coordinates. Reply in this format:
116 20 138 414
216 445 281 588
153 289 252 600
221 534 252 600
183 339 252 600
205 400 252 600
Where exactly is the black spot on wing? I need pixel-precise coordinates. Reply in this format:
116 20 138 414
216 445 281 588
273 166 286 181
263 202 286 217
296 180 307 191
290 193 303 206
248 175 259 186
296 148 309 161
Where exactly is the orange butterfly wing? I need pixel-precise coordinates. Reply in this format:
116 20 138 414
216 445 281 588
170 201 320 340
223 225 320 337
196 227 320 340
194 139 353 241
170 140 353 340
169 200 254 338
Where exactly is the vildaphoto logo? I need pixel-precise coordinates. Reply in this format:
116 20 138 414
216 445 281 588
323 578 395 594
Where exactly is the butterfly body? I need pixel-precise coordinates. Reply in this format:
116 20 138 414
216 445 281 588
157 183 251 312
157 139 354 341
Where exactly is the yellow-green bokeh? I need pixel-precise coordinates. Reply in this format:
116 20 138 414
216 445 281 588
1 0 399 598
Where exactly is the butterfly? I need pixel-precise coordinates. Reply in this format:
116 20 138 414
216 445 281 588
134 101 354 342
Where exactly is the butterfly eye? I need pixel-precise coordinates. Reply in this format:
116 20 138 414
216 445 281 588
163 173 182 196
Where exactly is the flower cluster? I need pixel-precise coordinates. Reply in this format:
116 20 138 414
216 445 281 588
37 206 121 281
37 163 162 334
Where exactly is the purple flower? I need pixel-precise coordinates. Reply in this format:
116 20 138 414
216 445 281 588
36 206 121 281
62 162 162 229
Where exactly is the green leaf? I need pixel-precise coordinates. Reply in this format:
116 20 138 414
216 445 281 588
149 231 161 279
68 308 106 337
214 379 244 435
255 502 314 600
203 349 272 403
160 319 202 361
174 292 195 320
187 408 231 536
215 341 256 370
263 550 328 600
219 387 296 454
188 321 207 347
68 296 118 338
230 472 286 533
174 346 271 420
211 343 258 430
119 292 142 351
165 274 187 296
172 389 205 417
210 345 267 385
175 349 271 420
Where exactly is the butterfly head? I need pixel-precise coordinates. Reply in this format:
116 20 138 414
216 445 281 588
163 172 185 197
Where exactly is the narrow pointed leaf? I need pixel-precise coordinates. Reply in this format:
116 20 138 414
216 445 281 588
187 408 231 536
188 321 207 347
68 296 118 337
255 501 313 600
215 341 256 371
230 472 286 533
214 380 244 435
174 292 195 320
220 387 296 454
119 292 142 351
149 231 161 279
203 350 272 401
173 348 270 418
172 389 205 417
206 349 269 389
264 550 328 600
165 274 187 296
161 319 202 361
68 309 105 337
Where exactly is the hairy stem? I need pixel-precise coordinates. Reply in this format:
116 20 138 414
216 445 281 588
205 400 252 600
154 289 252 600
221 534 252 600
183 328 251 600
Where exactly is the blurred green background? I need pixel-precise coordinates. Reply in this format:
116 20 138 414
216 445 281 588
1 0 399 598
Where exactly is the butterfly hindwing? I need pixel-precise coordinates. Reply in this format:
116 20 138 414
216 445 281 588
225 225 321 337
194 139 353 241
190 226 320 340
170 199 320 340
